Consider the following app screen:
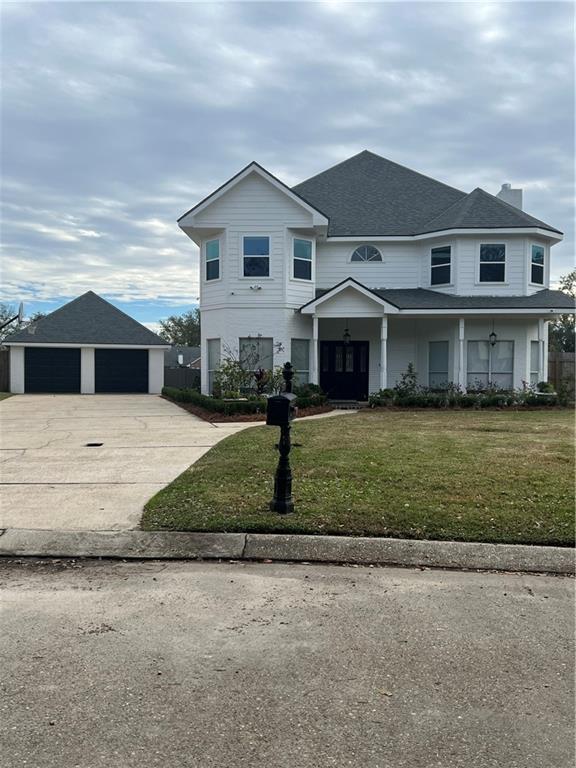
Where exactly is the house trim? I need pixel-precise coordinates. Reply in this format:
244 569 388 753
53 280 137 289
4 342 171 349
178 162 330 227
298 277 401 315
324 227 563 242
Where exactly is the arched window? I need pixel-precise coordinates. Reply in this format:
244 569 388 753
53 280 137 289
350 245 383 262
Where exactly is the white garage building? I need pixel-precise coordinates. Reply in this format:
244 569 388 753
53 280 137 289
5 291 169 394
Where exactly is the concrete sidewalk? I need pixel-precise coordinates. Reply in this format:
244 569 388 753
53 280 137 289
0 395 250 530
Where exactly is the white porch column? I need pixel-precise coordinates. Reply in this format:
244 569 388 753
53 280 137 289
538 318 545 382
379 315 388 390
457 318 466 390
80 347 95 394
310 315 319 385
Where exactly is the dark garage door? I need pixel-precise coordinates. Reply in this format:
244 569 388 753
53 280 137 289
25 348 81 393
95 349 148 393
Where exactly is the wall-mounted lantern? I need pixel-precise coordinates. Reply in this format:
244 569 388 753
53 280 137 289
343 320 351 346
489 331 497 347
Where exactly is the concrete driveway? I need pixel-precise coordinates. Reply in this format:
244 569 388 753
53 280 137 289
0 395 248 530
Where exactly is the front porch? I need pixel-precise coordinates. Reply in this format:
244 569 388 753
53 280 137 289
299 279 549 399
306 317 547 400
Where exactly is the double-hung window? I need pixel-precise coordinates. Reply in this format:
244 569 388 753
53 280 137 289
430 246 451 286
243 236 270 277
207 339 221 394
467 340 514 390
291 339 310 384
239 337 273 371
479 244 506 283
293 239 312 280
531 245 545 285
205 239 220 281
429 341 449 388
530 341 541 386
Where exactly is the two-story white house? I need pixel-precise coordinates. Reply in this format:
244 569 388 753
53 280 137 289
178 151 573 400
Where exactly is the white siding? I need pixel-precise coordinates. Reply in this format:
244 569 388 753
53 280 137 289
9 346 24 394
455 235 527 295
148 348 165 394
200 306 313 394
316 241 421 289
197 173 315 312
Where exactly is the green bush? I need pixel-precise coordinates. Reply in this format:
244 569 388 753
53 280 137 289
163 386 327 415
163 387 267 415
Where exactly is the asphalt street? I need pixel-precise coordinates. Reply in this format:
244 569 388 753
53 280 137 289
1 559 573 768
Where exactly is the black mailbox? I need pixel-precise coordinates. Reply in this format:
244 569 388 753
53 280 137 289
266 392 297 426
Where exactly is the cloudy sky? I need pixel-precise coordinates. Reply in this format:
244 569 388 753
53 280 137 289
1 0 574 327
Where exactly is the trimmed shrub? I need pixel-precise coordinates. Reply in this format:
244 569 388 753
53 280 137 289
163 386 327 415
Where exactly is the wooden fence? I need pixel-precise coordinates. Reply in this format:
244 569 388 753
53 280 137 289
164 367 201 390
548 351 575 395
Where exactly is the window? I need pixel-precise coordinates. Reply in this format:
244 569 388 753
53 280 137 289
239 337 273 371
351 245 382 262
205 239 220 281
207 339 220 394
429 341 449 388
467 340 514 390
531 244 545 285
293 238 313 280
479 244 506 282
530 341 540 386
243 236 270 277
430 246 451 286
291 339 310 385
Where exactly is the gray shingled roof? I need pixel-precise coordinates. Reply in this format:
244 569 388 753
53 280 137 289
293 150 561 237
309 281 574 311
5 291 168 346
416 187 561 235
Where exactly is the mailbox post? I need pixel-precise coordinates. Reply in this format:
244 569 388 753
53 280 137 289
266 362 297 514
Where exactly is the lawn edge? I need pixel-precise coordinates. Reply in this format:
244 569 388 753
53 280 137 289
0 528 573 574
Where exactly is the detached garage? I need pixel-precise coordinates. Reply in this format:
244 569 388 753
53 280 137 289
5 291 170 394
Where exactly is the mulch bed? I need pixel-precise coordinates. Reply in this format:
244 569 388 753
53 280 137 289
162 396 333 423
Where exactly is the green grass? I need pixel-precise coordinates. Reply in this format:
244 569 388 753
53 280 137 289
142 410 575 546
0 393 12 401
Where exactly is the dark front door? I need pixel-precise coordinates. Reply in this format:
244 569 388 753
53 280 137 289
95 349 149 393
320 341 369 400
25 347 81 393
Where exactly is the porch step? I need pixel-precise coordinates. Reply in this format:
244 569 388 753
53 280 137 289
329 400 368 410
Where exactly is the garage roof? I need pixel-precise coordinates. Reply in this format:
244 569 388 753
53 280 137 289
4 291 169 346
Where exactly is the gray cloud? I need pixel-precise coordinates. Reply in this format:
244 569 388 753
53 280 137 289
1 0 573 310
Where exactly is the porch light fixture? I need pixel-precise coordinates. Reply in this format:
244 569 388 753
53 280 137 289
489 331 497 346
343 321 351 346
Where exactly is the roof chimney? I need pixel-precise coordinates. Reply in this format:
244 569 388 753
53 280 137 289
496 182 523 210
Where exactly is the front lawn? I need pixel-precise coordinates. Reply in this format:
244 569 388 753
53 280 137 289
0 393 12 401
142 410 574 546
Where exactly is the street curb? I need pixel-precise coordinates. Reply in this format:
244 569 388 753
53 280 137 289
0 529 246 560
0 528 573 574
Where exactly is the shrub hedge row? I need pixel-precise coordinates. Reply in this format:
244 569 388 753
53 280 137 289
368 388 559 409
162 386 327 415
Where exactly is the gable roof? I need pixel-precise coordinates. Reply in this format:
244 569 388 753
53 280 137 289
4 291 169 346
178 161 329 227
292 150 561 237
305 284 574 312
299 277 400 314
